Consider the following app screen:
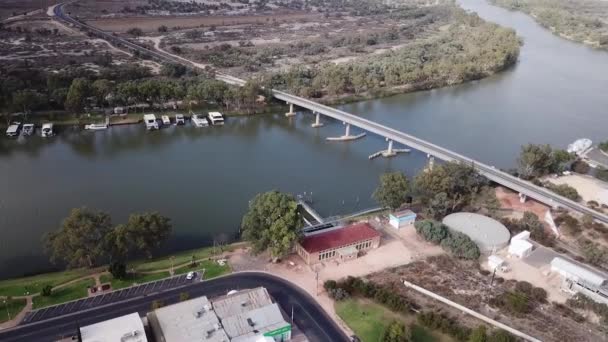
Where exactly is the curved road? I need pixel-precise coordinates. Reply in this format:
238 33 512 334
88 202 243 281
0 272 349 342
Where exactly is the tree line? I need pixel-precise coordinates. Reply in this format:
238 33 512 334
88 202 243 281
44 207 172 278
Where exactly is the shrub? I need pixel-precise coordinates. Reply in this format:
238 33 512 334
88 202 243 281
544 183 581 201
41 285 53 297
328 288 350 301
468 325 488 342
530 287 548 303
126 27 143 37
596 168 608 182
414 220 448 244
489 329 517 342
382 321 411 342
323 279 337 291
514 281 533 294
440 231 480 260
151 300 164 310
572 160 590 174
179 292 190 302
417 311 471 340
108 261 127 279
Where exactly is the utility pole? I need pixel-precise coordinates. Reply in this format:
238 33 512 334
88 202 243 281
3 298 11 321
170 256 175 276
490 268 496 286
291 305 294 323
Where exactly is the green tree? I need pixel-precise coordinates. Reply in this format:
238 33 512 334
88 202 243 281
600 141 608 153
64 78 91 113
382 321 412 342
517 144 553 179
373 172 410 210
11 89 44 114
440 231 480 259
91 79 113 107
595 167 608 182
108 260 127 279
414 220 448 244
123 212 173 258
241 191 302 260
468 325 488 342
44 207 113 268
545 183 580 201
126 27 143 37
41 285 53 297
424 192 450 220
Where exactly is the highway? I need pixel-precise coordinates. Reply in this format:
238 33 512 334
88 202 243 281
0 272 349 342
52 3 608 224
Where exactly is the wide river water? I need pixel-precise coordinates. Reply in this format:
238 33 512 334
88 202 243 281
1 0 607 279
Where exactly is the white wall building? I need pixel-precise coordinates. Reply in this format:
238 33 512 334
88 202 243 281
80 312 147 342
551 257 608 305
508 231 534 258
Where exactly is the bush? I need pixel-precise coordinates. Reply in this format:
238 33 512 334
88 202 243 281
328 288 350 301
489 329 517 342
414 220 448 244
126 27 143 37
545 183 581 201
417 311 471 340
440 231 480 260
382 321 411 342
151 300 164 310
41 284 53 297
572 160 590 174
108 261 127 279
179 292 190 302
596 168 608 182
324 279 338 291
530 287 548 303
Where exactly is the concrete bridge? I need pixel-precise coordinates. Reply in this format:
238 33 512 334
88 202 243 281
53 3 608 224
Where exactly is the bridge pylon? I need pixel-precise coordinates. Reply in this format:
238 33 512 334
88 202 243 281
311 112 324 128
285 102 296 117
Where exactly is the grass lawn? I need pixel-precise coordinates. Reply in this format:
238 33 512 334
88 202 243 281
131 244 237 273
174 259 231 279
335 298 452 342
0 298 27 323
0 269 94 297
101 272 171 290
32 278 95 310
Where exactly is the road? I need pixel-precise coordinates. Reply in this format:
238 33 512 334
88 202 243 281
51 2 608 224
0 272 349 342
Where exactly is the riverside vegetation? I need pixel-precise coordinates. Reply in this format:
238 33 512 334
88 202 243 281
490 0 608 48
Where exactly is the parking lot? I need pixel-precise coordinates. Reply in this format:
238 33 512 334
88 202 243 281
21 271 203 324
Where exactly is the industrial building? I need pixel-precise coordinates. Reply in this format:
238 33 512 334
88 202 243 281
295 222 381 265
148 287 291 342
551 257 608 304
80 312 147 342
442 212 510 254
389 210 417 229
508 231 534 258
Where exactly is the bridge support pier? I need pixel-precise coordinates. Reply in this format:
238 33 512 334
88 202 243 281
368 139 411 159
519 193 527 203
326 122 366 141
311 112 324 128
285 103 296 117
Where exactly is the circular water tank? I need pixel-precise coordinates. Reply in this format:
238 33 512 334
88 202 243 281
442 212 510 253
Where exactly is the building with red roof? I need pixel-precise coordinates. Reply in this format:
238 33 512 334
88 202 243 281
295 223 381 265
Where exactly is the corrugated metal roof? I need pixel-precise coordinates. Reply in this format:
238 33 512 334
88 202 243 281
299 223 380 253
222 303 288 339
212 287 273 319
551 257 607 287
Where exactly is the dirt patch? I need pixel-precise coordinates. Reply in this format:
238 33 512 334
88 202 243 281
368 255 607 342
86 13 321 33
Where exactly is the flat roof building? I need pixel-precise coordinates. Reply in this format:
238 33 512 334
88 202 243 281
389 210 417 230
442 212 510 253
80 312 147 342
147 296 230 342
212 287 274 320
223 303 291 342
295 222 381 265
551 257 608 305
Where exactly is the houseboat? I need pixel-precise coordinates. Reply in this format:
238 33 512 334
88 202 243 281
161 115 171 126
41 123 54 137
21 123 35 136
191 113 209 127
175 114 185 125
208 112 224 125
85 123 108 130
5 122 21 137
143 114 159 130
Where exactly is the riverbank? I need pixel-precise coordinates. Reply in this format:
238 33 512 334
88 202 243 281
489 0 608 50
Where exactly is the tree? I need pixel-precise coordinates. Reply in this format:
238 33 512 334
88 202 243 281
241 191 302 260
382 321 412 342
158 25 168 33
123 212 172 258
45 207 113 268
108 260 127 279
11 89 43 114
91 79 113 107
599 140 608 153
468 325 487 342
373 172 410 210
126 27 143 37
517 144 553 179
414 220 448 244
424 192 450 220
64 78 91 113
521 211 555 246
596 167 608 182
440 231 480 259
41 285 53 297
544 183 580 201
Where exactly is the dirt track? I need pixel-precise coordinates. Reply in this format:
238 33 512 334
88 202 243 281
87 13 321 32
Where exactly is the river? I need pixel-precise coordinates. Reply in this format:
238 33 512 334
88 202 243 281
1 0 607 279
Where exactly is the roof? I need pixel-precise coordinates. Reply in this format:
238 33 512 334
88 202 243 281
442 212 510 252
209 112 223 117
390 210 416 218
212 287 273 319
551 257 607 287
150 296 229 342
488 255 505 266
509 239 533 255
299 223 380 253
143 114 156 119
80 312 147 342
222 303 289 340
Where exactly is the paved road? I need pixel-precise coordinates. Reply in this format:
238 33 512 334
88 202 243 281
0 272 349 342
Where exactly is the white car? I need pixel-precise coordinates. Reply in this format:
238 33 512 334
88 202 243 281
186 271 196 280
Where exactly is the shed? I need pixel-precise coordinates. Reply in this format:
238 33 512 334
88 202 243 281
488 255 505 270
389 210 417 229
551 257 608 288
508 239 533 258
